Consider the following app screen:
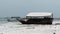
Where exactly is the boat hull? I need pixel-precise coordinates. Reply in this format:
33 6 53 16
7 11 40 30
17 18 53 24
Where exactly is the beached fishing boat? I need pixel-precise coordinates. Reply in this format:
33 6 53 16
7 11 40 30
16 12 53 24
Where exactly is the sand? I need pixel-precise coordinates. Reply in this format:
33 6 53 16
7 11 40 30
0 20 59 34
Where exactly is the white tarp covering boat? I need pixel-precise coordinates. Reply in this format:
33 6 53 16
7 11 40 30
26 12 53 18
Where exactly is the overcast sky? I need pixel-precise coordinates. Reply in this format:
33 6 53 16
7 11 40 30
0 0 60 18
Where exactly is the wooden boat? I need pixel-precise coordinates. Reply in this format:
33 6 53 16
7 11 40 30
16 12 53 24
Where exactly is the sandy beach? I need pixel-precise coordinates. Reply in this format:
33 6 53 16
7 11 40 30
0 21 59 34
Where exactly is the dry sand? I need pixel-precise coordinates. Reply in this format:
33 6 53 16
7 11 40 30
0 20 59 34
